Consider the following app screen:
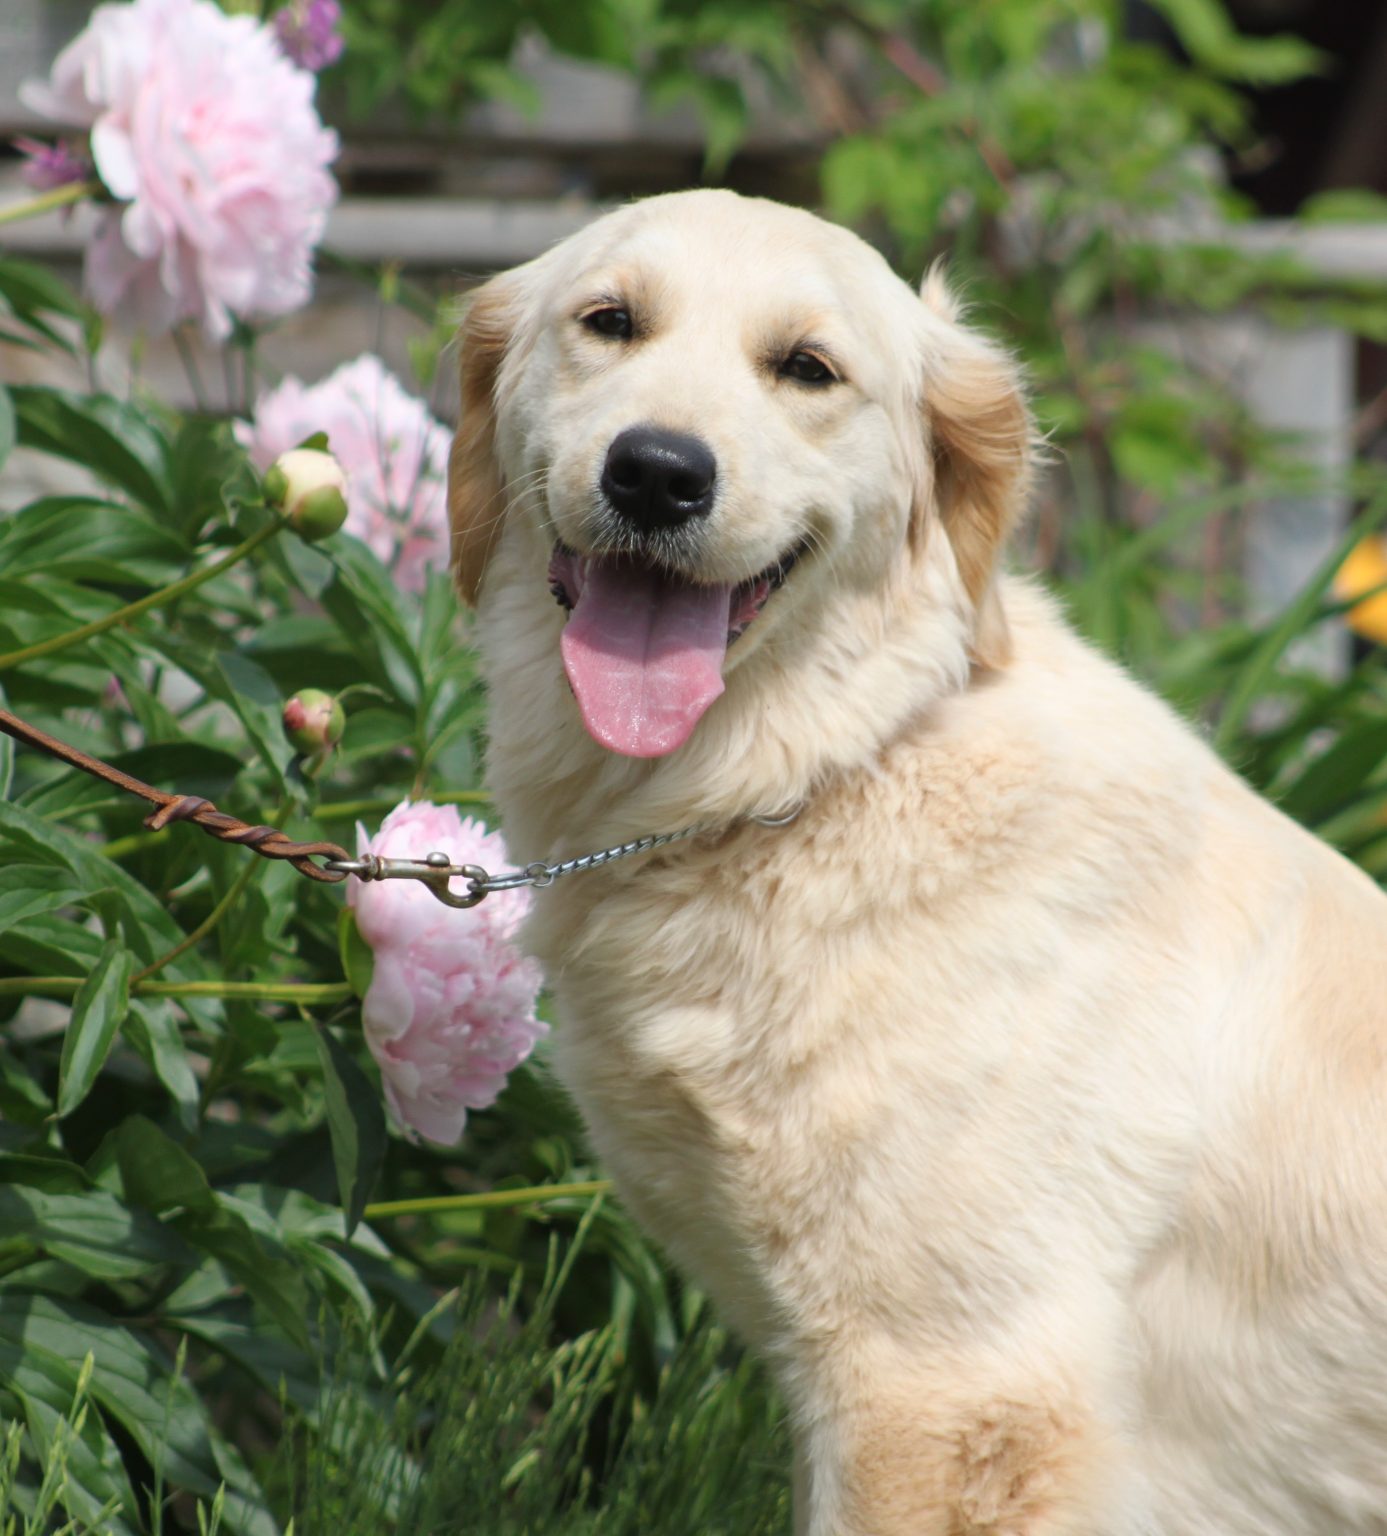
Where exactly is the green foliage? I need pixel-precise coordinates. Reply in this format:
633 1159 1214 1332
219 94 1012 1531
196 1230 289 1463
6 0 1387 1528
287 1238 791 1536
334 0 648 118
0 256 668 1532
1143 0 1324 83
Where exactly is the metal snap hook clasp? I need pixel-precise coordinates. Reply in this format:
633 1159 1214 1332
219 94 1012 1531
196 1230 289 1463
321 851 492 908
420 852 490 908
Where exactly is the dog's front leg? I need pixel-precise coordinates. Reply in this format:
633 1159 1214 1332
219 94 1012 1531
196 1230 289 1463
788 1341 1147 1536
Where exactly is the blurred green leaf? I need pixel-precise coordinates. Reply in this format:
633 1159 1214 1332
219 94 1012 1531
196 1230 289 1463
0 1185 195 1280
0 497 190 585
7 1377 141 1536
0 799 196 970
116 1117 313 1350
116 1115 215 1216
1216 493 1387 755
167 417 261 540
1276 720 1387 829
56 941 133 1119
321 537 422 704
1145 0 1324 82
1300 189 1387 225
0 1292 276 1536
337 906 375 1000
123 1000 200 1133
0 1152 92 1194
0 385 14 478
315 1024 387 1237
0 257 83 355
0 867 87 935
10 388 171 516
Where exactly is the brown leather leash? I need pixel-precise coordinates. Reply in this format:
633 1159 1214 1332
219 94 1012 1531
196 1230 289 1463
0 706 351 882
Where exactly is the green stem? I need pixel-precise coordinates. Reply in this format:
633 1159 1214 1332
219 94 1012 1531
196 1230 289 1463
0 516 287 673
47 798 141 825
317 247 439 323
99 828 169 861
132 845 268 983
150 980 352 1003
172 326 208 413
363 1181 614 1220
0 180 100 229
314 789 491 821
0 976 352 1004
424 1244 529 1275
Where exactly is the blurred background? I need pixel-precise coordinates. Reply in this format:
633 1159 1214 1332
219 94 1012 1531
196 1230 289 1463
5 0 1387 666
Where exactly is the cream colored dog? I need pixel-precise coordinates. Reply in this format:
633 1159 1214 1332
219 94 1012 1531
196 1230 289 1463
448 188 1387 1535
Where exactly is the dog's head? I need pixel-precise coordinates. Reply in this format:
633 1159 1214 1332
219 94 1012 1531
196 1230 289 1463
450 190 1031 761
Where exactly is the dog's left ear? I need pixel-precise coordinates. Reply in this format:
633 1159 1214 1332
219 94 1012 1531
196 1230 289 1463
915 273 1033 668
448 275 517 605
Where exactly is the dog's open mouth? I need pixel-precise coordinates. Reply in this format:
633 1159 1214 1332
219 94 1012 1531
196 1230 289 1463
547 542 800 758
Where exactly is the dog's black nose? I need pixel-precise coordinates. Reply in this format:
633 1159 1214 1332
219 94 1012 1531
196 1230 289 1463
601 427 716 529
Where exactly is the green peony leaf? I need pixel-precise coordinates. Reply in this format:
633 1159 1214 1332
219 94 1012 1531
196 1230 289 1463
315 1023 387 1238
0 1185 196 1279
0 385 13 477
56 940 133 1119
0 1292 276 1536
0 866 87 936
10 387 171 516
337 906 375 1000
123 1001 200 1132
116 1117 312 1350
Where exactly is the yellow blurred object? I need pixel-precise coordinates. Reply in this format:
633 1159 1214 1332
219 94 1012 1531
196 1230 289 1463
1335 535 1387 645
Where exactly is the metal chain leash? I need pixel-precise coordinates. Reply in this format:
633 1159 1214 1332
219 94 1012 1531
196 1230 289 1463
324 807 800 909
0 704 799 910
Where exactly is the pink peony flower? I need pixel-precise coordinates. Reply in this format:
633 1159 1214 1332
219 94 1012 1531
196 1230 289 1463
236 355 451 591
274 0 345 72
347 801 546 1145
20 0 338 340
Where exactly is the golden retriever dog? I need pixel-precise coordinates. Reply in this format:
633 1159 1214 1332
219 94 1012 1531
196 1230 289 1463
447 188 1387 1535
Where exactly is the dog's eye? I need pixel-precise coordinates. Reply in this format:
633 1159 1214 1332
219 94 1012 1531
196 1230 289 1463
781 351 835 385
582 307 634 340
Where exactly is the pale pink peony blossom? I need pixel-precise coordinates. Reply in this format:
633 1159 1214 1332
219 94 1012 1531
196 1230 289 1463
20 0 338 339
236 355 451 590
347 801 546 1145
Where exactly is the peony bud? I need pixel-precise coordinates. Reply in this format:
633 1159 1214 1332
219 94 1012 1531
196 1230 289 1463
264 447 348 540
283 688 344 755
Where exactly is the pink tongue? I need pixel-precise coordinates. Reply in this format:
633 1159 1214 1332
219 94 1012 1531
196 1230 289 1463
560 557 732 757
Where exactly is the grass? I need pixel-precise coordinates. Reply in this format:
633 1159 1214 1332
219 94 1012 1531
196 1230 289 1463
286 1224 792 1536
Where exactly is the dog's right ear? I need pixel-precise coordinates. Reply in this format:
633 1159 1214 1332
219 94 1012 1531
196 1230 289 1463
448 276 517 605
